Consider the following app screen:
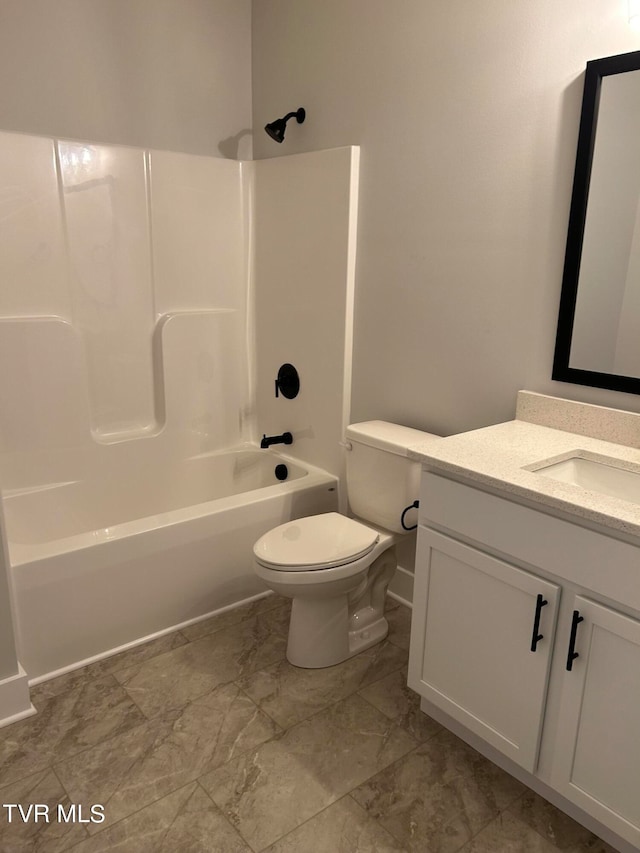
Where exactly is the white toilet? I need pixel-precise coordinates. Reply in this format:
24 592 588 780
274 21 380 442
253 421 438 668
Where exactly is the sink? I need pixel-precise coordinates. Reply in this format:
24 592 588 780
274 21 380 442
535 455 640 504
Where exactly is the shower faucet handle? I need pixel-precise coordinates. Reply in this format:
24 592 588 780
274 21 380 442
274 363 300 399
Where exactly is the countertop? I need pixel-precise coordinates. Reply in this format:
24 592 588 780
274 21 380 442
408 418 640 538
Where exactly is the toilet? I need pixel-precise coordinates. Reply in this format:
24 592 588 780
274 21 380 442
253 421 439 668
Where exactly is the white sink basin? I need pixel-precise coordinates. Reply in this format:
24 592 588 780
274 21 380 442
535 455 640 505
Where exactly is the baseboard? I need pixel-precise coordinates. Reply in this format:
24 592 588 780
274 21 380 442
0 664 35 729
388 563 414 605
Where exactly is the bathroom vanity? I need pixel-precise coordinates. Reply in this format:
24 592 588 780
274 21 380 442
408 392 640 853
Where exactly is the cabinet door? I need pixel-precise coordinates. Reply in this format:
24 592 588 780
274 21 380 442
408 528 559 772
551 597 640 849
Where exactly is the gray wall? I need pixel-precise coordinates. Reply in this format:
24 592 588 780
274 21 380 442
252 0 640 436
0 0 252 157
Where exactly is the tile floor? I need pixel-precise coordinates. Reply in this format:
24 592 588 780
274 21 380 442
0 596 617 853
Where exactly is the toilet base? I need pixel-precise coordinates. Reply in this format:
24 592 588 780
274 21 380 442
347 614 390 658
285 593 356 668
286 601 390 669
285 548 396 668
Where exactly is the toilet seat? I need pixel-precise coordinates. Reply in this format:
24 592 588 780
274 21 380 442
253 512 379 571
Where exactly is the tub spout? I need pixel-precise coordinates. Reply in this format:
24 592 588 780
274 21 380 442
260 431 293 449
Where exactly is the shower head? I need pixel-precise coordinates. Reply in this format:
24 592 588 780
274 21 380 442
264 107 306 143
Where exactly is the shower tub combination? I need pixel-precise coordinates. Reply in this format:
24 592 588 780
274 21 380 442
4 449 338 680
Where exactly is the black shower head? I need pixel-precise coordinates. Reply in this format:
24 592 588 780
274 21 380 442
264 107 306 143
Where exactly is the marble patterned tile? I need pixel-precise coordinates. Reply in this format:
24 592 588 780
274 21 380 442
55 682 280 833
30 632 189 707
459 809 566 852
200 693 417 851
181 594 287 642
351 728 525 853
63 781 251 853
0 725 50 792
358 669 442 742
508 790 618 852
0 675 145 787
264 795 406 852
238 639 408 729
384 604 412 650
0 768 89 852
255 602 292 636
114 609 289 719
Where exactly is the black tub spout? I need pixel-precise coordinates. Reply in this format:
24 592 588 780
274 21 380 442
260 431 293 449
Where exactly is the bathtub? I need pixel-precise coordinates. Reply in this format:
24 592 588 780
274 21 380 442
3 448 338 680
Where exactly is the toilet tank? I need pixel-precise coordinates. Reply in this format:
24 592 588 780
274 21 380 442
345 421 440 534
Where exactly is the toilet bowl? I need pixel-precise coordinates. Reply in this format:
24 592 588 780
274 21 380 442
253 421 439 668
254 513 397 667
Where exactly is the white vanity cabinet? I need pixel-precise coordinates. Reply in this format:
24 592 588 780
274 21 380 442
410 528 559 772
408 471 640 852
550 596 640 839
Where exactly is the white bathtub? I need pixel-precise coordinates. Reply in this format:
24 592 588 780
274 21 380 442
3 448 338 679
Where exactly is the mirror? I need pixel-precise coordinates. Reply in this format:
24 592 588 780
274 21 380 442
553 50 640 394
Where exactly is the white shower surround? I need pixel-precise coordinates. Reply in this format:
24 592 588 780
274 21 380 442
0 130 359 688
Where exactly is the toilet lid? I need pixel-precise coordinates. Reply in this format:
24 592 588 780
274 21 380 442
253 512 379 571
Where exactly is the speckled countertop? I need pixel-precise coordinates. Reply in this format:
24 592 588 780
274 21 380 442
408 392 640 538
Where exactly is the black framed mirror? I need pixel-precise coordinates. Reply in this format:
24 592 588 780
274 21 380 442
553 50 640 394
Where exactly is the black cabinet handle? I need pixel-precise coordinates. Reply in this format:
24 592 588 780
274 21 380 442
530 593 548 652
566 610 584 671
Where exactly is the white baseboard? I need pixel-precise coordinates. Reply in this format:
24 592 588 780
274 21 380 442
0 664 35 729
388 563 414 606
